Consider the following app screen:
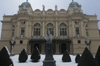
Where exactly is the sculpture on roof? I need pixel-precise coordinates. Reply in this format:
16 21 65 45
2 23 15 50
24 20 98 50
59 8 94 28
43 5 45 10
55 5 58 10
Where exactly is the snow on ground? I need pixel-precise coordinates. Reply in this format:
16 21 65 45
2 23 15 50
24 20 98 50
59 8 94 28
10 55 77 66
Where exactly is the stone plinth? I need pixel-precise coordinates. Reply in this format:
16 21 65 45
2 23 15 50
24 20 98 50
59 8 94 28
43 43 56 66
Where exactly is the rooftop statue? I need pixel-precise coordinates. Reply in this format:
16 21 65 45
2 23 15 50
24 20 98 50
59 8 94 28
42 5 45 10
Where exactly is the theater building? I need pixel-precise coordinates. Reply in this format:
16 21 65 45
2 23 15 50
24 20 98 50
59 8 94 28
0 0 100 54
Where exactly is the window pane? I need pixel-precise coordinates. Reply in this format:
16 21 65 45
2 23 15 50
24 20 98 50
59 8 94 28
21 28 25 35
34 23 40 27
60 28 67 36
47 28 54 35
76 28 79 35
47 23 53 27
34 28 40 36
60 23 66 27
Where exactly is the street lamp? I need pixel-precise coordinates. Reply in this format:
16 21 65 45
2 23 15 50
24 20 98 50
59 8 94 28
85 37 91 50
10 37 15 55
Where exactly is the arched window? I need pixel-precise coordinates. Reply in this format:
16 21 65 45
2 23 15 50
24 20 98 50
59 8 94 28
34 23 40 27
47 23 54 35
34 23 41 36
47 23 53 27
60 23 66 27
60 23 67 36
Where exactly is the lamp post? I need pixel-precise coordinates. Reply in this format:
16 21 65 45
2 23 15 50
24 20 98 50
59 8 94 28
85 37 91 50
10 37 15 55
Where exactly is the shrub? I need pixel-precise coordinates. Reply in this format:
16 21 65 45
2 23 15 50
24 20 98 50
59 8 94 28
95 46 100 66
62 50 71 62
31 47 40 62
78 47 99 66
18 49 28 62
75 54 81 63
0 47 14 66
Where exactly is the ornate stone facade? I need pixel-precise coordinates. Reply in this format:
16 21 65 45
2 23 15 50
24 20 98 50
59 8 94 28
0 1 100 54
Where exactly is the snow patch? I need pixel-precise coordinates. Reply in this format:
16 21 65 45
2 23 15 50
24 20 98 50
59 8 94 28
10 55 77 66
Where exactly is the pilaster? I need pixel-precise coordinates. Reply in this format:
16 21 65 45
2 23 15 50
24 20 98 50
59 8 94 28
56 21 58 37
17 22 20 37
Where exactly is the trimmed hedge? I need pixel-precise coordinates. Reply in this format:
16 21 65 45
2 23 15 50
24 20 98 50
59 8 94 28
62 50 71 62
95 46 100 66
18 49 28 62
78 47 99 66
75 54 81 63
0 47 14 66
31 47 41 62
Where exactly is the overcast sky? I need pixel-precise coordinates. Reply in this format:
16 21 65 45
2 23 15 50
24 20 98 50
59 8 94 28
0 0 100 37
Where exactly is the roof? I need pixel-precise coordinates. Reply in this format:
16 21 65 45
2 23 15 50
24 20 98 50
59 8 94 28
20 2 31 7
69 1 80 6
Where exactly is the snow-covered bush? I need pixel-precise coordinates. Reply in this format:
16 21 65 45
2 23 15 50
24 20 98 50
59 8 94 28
75 54 81 63
62 50 71 62
78 47 99 66
0 47 14 66
31 47 41 62
95 46 100 66
18 49 28 62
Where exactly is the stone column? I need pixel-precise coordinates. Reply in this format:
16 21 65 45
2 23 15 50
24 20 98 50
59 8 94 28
28 22 31 38
41 43 45 54
81 21 84 37
56 21 58 37
55 43 59 54
42 21 45 37
26 22 28 37
69 22 72 37
72 22 75 37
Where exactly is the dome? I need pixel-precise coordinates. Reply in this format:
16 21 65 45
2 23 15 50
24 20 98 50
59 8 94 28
69 1 80 6
20 2 31 7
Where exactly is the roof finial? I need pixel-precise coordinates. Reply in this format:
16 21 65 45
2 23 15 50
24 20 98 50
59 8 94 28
27 0 28 2
55 5 58 11
72 0 74 2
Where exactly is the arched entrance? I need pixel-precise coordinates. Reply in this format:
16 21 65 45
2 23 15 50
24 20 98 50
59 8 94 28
31 43 41 53
61 43 66 54
60 43 70 54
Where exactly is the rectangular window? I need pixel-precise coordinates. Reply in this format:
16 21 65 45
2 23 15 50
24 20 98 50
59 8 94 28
59 13 66 16
47 28 54 35
20 40 23 44
21 28 25 35
47 13 53 16
76 28 79 35
34 28 40 36
78 40 81 44
60 28 67 36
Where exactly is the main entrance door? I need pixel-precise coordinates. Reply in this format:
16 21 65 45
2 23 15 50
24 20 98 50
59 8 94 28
61 43 66 54
60 43 70 54
31 43 41 53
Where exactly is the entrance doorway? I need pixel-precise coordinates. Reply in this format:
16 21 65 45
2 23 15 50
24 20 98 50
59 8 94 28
31 43 41 53
61 43 66 54
60 43 70 54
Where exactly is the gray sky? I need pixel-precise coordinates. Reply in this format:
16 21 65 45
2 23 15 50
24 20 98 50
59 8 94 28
0 0 100 37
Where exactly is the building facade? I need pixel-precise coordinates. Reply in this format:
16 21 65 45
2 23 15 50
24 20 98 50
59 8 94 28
0 1 100 54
